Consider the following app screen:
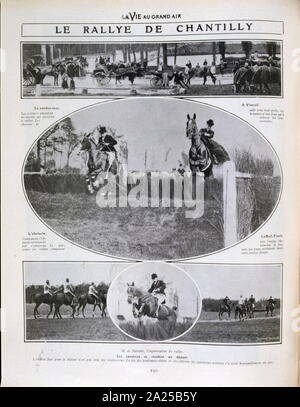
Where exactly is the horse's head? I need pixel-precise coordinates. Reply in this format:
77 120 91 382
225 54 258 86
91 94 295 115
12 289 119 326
127 282 142 304
186 114 198 140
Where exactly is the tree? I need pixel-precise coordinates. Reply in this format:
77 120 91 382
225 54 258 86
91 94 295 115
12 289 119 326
218 42 226 60
162 43 168 68
266 42 277 58
241 41 253 59
212 42 217 64
59 117 80 171
174 43 177 65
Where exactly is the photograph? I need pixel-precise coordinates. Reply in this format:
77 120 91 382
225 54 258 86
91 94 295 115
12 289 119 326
107 262 201 341
23 98 282 260
24 262 281 344
22 40 282 98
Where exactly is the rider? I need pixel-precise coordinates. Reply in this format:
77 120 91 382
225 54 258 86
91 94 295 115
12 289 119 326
238 295 244 306
248 294 256 307
97 126 118 172
44 280 54 300
148 273 167 318
266 296 276 307
64 278 76 305
223 296 231 312
200 119 219 164
88 282 99 302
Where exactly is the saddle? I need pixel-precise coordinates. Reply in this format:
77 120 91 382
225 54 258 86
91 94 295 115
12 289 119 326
139 294 167 318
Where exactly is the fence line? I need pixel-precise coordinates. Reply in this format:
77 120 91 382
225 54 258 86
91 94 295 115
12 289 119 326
24 162 254 248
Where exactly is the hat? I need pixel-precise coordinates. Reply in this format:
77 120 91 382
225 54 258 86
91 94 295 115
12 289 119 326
207 119 214 127
151 273 158 279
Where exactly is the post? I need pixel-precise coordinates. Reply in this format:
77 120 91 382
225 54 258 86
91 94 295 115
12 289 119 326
222 161 237 246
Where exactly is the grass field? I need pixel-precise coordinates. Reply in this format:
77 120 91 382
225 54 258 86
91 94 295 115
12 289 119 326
26 190 223 259
26 304 280 344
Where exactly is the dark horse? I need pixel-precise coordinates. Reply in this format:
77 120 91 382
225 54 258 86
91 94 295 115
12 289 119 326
235 304 247 321
126 283 177 323
218 302 231 320
53 293 77 319
266 301 275 317
234 65 281 94
76 292 107 318
32 293 55 319
24 61 60 86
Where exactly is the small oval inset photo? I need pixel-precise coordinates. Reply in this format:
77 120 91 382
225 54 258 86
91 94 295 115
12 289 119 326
107 262 202 342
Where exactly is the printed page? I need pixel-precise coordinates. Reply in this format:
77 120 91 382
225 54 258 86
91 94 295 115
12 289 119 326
1 0 300 387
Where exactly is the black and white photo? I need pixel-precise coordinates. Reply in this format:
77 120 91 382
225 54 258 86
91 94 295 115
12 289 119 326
23 98 282 260
22 40 282 98
24 262 281 344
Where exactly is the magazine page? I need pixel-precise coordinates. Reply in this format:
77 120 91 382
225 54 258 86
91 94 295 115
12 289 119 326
1 0 300 387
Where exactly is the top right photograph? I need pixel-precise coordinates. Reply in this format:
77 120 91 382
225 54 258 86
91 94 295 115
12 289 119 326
22 40 282 98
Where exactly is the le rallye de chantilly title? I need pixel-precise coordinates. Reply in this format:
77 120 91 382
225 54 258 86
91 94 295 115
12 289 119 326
53 16 254 35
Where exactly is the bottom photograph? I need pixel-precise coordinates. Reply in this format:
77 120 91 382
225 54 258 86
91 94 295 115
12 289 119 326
24 261 282 344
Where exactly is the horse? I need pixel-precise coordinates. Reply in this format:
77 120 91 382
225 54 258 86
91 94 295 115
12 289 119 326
266 301 275 317
235 304 247 321
233 67 253 93
218 302 231 320
126 283 177 325
76 292 107 318
31 292 55 319
80 129 119 194
247 302 255 319
24 61 59 86
250 65 281 94
234 65 281 94
198 67 216 85
186 114 213 178
53 292 78 319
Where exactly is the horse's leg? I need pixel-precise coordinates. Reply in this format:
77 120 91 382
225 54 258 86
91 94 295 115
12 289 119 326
82 304 86 318
92 303 97 318
76 303 81 317
47 303 53 318
34 303 39 319
99 303 103 318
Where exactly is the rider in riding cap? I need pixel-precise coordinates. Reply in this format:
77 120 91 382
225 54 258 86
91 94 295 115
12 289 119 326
96 126 118 171
266 296 276 306
64 278 76 305
44 280 54 300
88 282 99 302
248 294 255 307
148 273 167 318
223 296 231 312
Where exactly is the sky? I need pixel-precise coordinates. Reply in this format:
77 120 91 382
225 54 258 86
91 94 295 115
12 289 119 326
68 98 280 174
24 262 124 286
184 264 281 300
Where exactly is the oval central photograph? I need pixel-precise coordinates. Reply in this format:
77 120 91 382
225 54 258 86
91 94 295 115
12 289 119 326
23 98 281 260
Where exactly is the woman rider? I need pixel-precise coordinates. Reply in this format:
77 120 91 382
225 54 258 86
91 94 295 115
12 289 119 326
200 119 230 165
